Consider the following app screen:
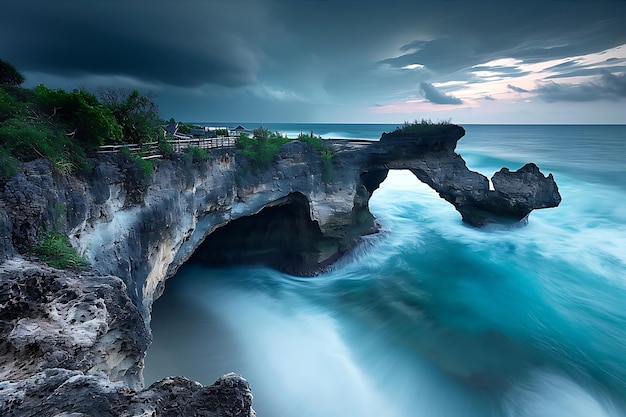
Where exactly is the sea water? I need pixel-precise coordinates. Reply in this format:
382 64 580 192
144 125 626 416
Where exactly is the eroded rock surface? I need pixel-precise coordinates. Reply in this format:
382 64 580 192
0 124 560 416
1 368 254 417
0 260 255 417
0 129 561 314
369 125 561 226
0 259 147 388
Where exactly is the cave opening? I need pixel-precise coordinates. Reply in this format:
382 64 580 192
143 168 447 396
189 192 341 276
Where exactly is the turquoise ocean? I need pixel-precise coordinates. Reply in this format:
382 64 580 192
144 124 626 417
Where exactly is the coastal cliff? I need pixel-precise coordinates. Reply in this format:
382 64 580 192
0 125 561 416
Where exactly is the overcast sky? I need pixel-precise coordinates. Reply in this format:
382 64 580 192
2 0 625 124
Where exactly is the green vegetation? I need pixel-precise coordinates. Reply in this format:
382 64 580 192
32 231 89 270
394 118 452 134
177 122 191 135
296 132 326 153
96 87 162 145
121 147 154 178
236 127 289 170
0 84 93 174
136 157 154 178
29 203 88 270
33 85 124 146
214 128 229 136
235 129 335 180
297 132 335 181
0 60 165 177
320 151 334 182
186 145 210 162
157 136 174 157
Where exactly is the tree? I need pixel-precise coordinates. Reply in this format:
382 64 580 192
32 85 123 146
97 87 162 144
0 59 25 86
253 126 271 141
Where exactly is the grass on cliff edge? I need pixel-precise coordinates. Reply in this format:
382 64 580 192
394 118 452 134
296 132 334 181
236 128 334 177
32 231 89 270
236 128 289 170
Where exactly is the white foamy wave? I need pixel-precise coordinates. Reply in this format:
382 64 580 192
503 370 625 417
322 131 358 139
195 287 407 417
373 170 626 289
523 179 626 286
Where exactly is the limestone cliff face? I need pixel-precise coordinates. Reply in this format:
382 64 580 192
65 143 381 316
0 125 561 416
0 259 148 390
0 127 561 316
0 142 387 317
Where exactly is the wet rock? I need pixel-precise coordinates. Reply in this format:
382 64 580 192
1 369 255 417
0 261 255 417
0 125 560 416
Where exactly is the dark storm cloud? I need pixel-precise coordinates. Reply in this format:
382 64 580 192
508 84 530 93
419 82 463 104
0 0 266 88
1 0 625 121
535 72 626 102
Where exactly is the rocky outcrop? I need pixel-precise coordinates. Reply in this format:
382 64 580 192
0 128 560 309
368 126 561 226
2 368 254 417
0 124 560 416
0 259 147 390
0 260 255 417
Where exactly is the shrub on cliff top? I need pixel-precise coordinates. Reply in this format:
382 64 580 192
186 145 210 162
0 115 90 174
97 87 162 145
396 118 451 133
296 132 327 153
381 118 455 141
236 129 289 170
297 132 335 182
0 87 22 121
32 85 124 146
1 60 171 176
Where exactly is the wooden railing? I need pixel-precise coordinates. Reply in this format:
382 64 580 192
169 137 236 152
97 137 237 160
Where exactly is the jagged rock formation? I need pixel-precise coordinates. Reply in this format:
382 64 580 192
372 125 561 226
0 259 147 390
0 260 255 417
0 124 560 416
